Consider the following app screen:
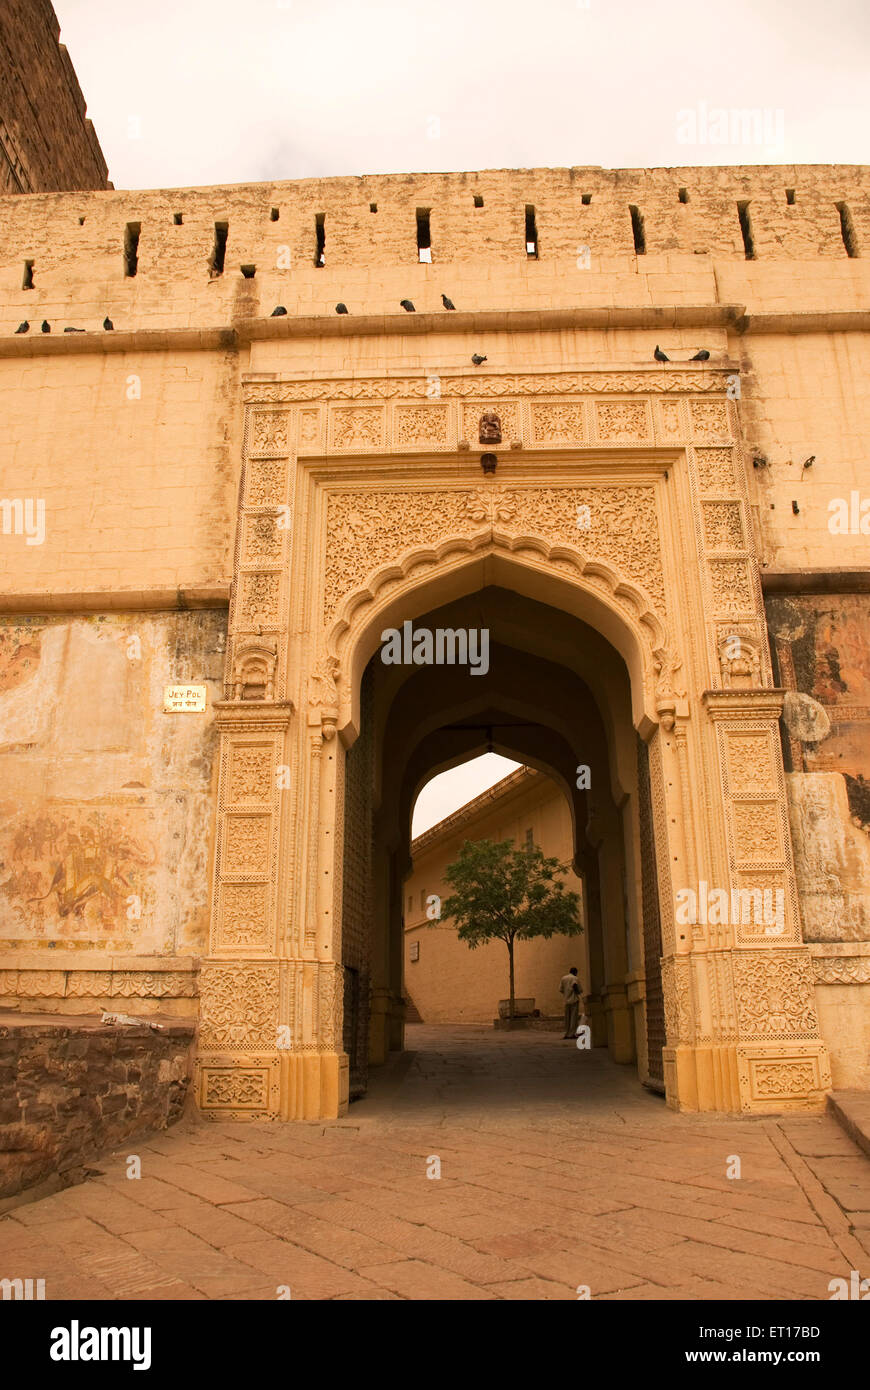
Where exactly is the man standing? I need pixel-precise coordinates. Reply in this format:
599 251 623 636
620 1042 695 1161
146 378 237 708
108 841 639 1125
559 966 581 1039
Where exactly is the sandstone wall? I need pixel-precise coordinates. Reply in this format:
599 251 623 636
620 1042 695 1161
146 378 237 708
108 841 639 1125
0 0 108 194
1 165 867 587
0 348 239 606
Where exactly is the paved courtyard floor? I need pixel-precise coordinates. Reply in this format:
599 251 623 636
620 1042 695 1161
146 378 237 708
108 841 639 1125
1 1024 868 1300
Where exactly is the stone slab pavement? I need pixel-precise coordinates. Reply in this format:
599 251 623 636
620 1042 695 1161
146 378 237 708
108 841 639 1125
1 1024 868 1301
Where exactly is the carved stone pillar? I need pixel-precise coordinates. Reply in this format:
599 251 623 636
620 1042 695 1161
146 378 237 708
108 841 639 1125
587 802 634 1062
195 398 349 1120
660 689 831 1113
195 703 289 1116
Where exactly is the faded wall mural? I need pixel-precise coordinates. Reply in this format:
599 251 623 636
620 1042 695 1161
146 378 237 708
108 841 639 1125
0 612 225 957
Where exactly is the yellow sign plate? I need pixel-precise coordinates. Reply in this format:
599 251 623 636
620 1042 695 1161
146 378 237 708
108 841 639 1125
163 684 207 713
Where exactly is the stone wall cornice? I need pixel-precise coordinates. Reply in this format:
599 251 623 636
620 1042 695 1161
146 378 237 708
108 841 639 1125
761 570 870 596
3 307 869 360
702 689 785 720
0 587 231 615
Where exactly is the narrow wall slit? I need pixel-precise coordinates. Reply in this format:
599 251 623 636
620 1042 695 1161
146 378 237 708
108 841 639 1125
525 205 538 257
22 260 34 290
629 205 646 254
836 202 859 258
315 213 325 266
737 201 756 259
123 222 140 277
416 208 432 263
209 221 228 276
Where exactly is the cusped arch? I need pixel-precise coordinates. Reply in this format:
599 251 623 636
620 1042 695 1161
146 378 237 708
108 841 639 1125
326 533 668 737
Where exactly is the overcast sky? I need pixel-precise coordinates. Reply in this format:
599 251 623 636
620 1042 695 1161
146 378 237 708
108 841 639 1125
411 754 521 837
56 0 870 190
51 1 868 832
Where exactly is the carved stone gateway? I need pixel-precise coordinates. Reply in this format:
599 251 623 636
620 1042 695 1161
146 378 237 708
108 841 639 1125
194 365 831 1120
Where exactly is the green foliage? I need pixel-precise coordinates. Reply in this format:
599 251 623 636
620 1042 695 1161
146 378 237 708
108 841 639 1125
441 837 584 950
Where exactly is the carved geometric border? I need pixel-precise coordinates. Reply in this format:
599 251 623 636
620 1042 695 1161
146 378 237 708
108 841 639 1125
811 956 870 985
242 367 733 406
736 1045 831 1111
198 1064 277 1111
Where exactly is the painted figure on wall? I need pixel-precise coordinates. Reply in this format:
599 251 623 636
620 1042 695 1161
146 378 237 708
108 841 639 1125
0 812 154 936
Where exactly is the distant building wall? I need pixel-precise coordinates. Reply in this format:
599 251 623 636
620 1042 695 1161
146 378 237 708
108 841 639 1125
404 770 588 1023
0 0 109 193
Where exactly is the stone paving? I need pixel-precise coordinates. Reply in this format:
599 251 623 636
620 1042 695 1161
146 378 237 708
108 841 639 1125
1 1024 868 1301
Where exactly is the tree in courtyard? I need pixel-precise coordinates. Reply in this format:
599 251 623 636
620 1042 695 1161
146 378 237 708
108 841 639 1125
440 838 584 1020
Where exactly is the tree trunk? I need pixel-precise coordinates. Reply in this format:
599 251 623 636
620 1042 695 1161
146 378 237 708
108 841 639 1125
508 937 515 1020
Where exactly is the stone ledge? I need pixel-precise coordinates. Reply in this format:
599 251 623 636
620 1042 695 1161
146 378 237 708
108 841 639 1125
0 589 230 615
0 1011 196 1036
762 570 870 595
827 1090 870 1159
0 952 200 971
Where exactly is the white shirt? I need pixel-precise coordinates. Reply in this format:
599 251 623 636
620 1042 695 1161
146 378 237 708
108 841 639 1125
560 973 580 999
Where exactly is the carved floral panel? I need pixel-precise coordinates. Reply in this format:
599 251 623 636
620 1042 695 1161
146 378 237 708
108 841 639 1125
695 448 736 493
244 514 284 563
709 559 754 616
202 1068 269 1107
733 952 819 1038
703 501 744 550
228 744 274 805
732 801 783 863
218 883 270 950
249 411 290 455
199 963 279 1050
593 399 651 442
331 406 385 450
395 404 450 446
245 457 287 507
323 484 666 622
239 572 281 628
222 815 271 876
690 400 731 443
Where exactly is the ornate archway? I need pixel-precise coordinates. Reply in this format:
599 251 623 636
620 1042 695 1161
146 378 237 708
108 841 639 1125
194 365 831 1119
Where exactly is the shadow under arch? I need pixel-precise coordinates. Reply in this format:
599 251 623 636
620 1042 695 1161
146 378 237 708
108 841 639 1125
337 572 656 1101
